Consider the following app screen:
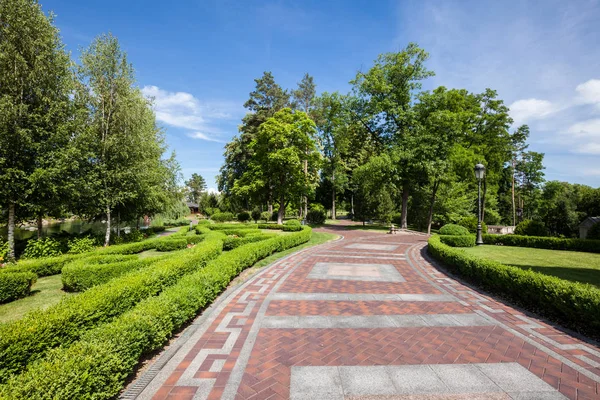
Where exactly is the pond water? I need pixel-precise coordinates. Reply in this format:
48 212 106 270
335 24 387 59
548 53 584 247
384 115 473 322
0 220 142 241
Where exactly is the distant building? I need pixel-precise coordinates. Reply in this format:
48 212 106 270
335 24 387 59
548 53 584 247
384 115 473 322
487 225 515 235
186 202 199 214
579 216 600 239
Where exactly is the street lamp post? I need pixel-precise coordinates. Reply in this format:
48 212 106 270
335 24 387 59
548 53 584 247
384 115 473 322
474 163 485 246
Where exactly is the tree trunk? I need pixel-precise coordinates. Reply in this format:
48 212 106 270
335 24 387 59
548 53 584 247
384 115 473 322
401 183 409 229
117 211 121 237
351 194 355 217
511 160 516 226
7 202 15 261
37 215 43 239
331 171 336 220
104 207 111 247
427 181 439 235
267 202 273 214
277 195 285 225
303 158 308 218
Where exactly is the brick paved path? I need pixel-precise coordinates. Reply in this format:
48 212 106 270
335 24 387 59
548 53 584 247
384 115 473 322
126 227 600 400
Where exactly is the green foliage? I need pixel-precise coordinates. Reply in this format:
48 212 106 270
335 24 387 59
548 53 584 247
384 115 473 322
61 255 141 292
306 209 326 225
185 173 207 204
207 224 259 232
0 272 37 303
222 233 274 250
257 224 303 232
0 233 224 383
67 237 98 254
251 209 262 223
211 212 235 222
458 216 487 234
155 238 188 252
237 211 251 222
0 228 312 399
0 240 9 264
514 219 549 237
439 224 470 236
439 234 475 247
21 238 63 259
588 223 600 240
284 219 301 227
428 235 600 337
483 234 600 253
261 211 271 222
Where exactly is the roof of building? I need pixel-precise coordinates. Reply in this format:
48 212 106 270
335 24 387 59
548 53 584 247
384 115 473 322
186 202 199 208
580 216 600 227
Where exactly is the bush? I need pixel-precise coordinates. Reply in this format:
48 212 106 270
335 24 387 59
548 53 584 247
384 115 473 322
20 238 63 259
208 224 259 232
261 211 271 223
155 238 188 252
514 219 548 237
483 233 600 253
427 235 600 337
62 255 142 292
0 240 9 264
0 227 313 399
0 233 224 382
257 224 303 232
306 209 326 225
588 223 600 240
0 272 37 303
271 211 279 222
284 219 301 227
439 224 470 236
458 216 487 234
251 209 262 223
67 237 98 254
196 219 211 226
211 212 235 222
222 233 274 250
439 234 476 247
237 211 251 223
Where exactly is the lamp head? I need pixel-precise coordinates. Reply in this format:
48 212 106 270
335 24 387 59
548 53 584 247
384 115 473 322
474 163 485 180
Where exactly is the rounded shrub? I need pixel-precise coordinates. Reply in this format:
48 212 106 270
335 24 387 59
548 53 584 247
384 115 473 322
0 271 37 303
251 209 261 223
211 212 235 223
260 211 271 223
21 238 63 259
306 209 326 225
237 211 251 223
588 222 600 240
439 235 476 247
514 219 548 237
284 219 301 227
439 224 470 236
458 216 487 234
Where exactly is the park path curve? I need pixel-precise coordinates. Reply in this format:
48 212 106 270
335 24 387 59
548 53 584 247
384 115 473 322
124 226 600 400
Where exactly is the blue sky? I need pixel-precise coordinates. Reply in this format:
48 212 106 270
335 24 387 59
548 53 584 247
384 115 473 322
44 0 600 188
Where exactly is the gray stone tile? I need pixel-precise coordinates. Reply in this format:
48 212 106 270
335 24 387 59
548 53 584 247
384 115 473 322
290 366 344 400
345 243 399 251
447 313 497 326
477 363 558 392
339 366 397 396
388 315 432 327
421 314 460 326
307 262 405 282
508 392 567 400
431 364 501 393
386 365 449 394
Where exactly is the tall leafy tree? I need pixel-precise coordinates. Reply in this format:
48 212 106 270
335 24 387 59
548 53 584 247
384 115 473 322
233 109 320 224
185 173 207 203
0 0 73 259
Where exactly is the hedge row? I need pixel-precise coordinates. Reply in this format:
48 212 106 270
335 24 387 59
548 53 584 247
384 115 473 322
0 232 225 383
439 235 476 247
483 233 600 253
0 227 313 399
207 224 258 231
427 235 600 337
62 255 159 292
155 238 188 252
0 272 37 303
222 233 275 250
258 223 303 232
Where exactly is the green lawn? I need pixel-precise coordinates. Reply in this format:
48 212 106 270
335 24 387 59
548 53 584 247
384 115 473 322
462 245 600 288
0 274 76 323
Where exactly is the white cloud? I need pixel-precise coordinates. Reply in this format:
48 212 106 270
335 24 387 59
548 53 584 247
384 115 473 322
142 85 242 141
576 79 600 105
566 119 600 138
509 98 557 125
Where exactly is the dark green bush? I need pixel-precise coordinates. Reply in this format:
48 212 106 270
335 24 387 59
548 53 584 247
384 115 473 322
514 219 549 236
439 234 476 247
207 224 259 232
251 209 261 223
0 227 313 399
21 238 63 259
428 235 600 337
0 272 37 303
155 238 188 252
306 209 326 225
0 233 224 383
0 240 9 263
237 211 251 223
284 219 301 227
257 223 303 232
458 216 487 234
439 224 470 236
483 233 600 253
211 212 235 222
586 222 600 240
222 233 274 250
67 237 98 254
61 255 150 292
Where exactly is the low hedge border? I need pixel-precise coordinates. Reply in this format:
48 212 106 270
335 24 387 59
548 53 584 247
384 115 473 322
0 227 313 399
155 238 188 252
0 232 225 383
0 272 37 303
222 233 275 250
258 223 303 232
427 235 600 337
439 235 476 247
483 234 600 253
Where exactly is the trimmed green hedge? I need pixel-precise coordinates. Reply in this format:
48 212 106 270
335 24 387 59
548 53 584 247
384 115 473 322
155 238 188 252
61 255 158 292
258 223 303 232
0 272 37 303
439 235 476 247
0 227 313 399
207 224 258 231
428 235 600 337
0 233 224 383
222 233 275 250
439 224 470 236
483 234 600 253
